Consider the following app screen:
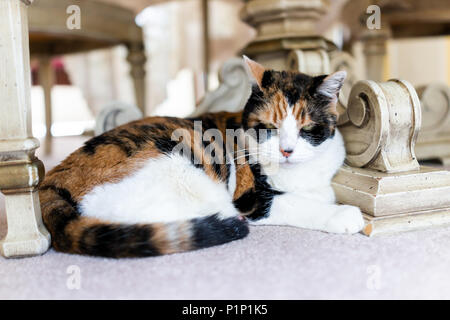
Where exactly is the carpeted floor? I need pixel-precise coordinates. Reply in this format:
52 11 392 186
1 224 450 299
1 137 450 299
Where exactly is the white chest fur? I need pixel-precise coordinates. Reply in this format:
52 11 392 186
264 130 346 202
252 130 364 234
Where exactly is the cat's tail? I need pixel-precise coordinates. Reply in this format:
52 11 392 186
40 186 249 258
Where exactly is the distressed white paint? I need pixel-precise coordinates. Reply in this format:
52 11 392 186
0 0 50 258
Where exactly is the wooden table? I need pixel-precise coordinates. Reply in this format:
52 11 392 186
29 0 146 154
0 0 145 258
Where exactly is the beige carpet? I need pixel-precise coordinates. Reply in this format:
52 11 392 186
1 137 450 299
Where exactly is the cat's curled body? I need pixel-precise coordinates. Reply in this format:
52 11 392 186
39 58 364 258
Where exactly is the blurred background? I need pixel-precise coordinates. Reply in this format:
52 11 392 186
28 0 450 149
30 0 254 143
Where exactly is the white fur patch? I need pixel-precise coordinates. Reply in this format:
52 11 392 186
279 108 298 152
265 129 346 195
79 154 238 224
227 158 237 196
253 129 364 234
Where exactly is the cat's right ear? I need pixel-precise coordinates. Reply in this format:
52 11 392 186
243 55 265 89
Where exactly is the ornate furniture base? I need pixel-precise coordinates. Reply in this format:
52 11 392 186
334 78 450 236
0 0 50 258
361 209 450 237
332 166 450 236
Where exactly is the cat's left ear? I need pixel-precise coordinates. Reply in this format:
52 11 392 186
243 55 265 89
316 71 347 104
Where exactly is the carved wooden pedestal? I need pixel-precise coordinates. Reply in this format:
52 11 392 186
0 0 50 258
241 0 335 74
333 79 450 236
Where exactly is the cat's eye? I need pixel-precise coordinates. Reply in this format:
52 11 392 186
301 124 315 132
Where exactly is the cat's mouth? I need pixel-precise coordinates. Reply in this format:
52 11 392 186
279 155 310 165
281 158 299 165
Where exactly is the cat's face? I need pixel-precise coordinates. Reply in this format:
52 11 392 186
242 57 346 166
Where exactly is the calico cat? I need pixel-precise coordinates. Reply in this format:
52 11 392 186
39 57 364 258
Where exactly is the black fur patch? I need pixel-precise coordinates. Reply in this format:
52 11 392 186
46 205 80 252
233 190 256 213
299 123 334 146
242 85 266 130
261 71 275 88
82 134 134 156
191 214 249 249
140 123 168 132
78 224 160 258
118 129 148 150
40 185 80 251
226 117 241 130
246 164 283 221
213 162 222 179
153 138 178 154
233 163 283 221
40 185 78 209
198 116 218 130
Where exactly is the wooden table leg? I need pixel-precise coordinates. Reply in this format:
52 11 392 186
39 56 53 155
0 0 50 258
126 41 147 116
360 25 391 82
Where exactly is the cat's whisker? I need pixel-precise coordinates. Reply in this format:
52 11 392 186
233 153 263 162
230 147 260 154
233 152 259 159
230 146 272 155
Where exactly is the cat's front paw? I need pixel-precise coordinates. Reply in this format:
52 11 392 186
325 205 365 234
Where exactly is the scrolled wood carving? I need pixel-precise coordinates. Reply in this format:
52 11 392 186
191 58 252 116
95 102 143 135
339 79 421 173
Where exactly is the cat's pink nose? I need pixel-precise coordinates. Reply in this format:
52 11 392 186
280 148 293 158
